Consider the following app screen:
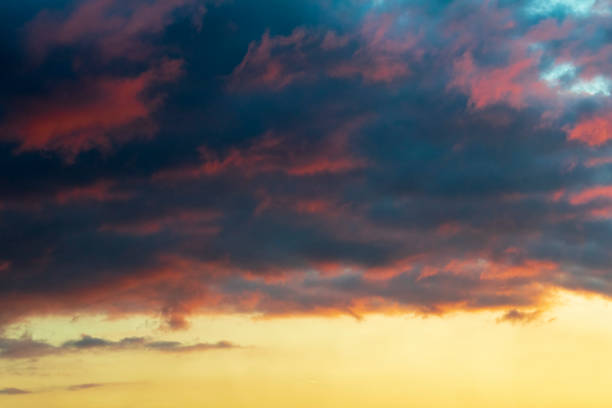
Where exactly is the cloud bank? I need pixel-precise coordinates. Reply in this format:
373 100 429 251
2 0 612 328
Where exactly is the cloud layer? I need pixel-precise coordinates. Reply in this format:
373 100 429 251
2 0 612 328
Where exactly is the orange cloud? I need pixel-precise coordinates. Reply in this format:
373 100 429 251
417 258 558 281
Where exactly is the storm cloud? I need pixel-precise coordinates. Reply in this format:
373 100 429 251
1 0 612 328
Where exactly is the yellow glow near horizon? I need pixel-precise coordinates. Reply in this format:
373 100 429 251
2 290 612 407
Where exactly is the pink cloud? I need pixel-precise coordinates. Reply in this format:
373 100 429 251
566 114 612 147
27 0 204 62
154 118 370 181
569 185 612 205
585 156 612 167
450 52 541 110
321 30 350 50
54 180 132 204
228 28 310 91
229 12 422 90
4 59 182 158
2 0 213 157
327 13 420 83
525 18 574 43
99 210 221 236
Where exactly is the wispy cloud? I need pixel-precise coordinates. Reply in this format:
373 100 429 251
0 387 31 395
0 335 240 360
66 383 106 391
497 309 544 324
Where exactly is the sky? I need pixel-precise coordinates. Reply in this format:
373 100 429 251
2 0 612 406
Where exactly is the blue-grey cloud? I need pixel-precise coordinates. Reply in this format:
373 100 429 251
0 335 239 359
0 387 31 395
1 0 612 328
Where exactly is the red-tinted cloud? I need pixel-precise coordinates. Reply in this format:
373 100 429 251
566 114 612 146
4 60 182 158
154 119 369 180
27 0 204 62
55 180 132 204
5 0 612 331
569 185 612 205
327 13 420 83
2 0 206 158
228 28 310 91
99 209 221 236
229 12 421 90
450 52 541 110
585 156 612 167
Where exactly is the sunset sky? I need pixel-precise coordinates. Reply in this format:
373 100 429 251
2 0 612 406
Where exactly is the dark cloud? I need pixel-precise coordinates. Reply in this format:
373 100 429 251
496 309 544 324
1 0 612 327
0 336 57 359
146 340 235 352
62 335 115 349
1 383 120 394
0 334 239 360
0 387 31 395
66 383 106 391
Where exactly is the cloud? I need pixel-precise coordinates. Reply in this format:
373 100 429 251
228 11 421 91
0 0 213 159
0 334 239 360
0 336 57 359
1 383 123 394
326 12 420 83
146 340 236 352
228 28 312 91
3 59 183 158
3 0 612 328
154 118 370 181
566 114 612 146
450 51 541 110
26 0 206 62
0 388 31 395
66 383 106 391
569 186 612 205
496 309 543 324
54 180 132 205
525 0 602 17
